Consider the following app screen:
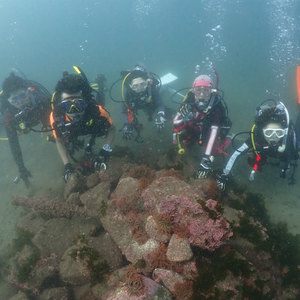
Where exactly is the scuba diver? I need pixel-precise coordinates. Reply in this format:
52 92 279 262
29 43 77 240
173 74 231 178
120 65 166 142
49 71 115 183
1 72 51 188
217 100 298 191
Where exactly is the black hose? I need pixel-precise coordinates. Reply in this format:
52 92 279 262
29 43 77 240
231 131 252 153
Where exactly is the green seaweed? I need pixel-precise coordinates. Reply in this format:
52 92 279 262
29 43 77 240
165 146 177 162
12 228 34 252
243 192 269 226
235 215 265 246
134 258 146 269
99 200 107 217
228 185 300 288
70 245 109 286
17 249 40 283
193 249 252 299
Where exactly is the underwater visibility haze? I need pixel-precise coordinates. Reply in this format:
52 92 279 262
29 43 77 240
0 0 300 297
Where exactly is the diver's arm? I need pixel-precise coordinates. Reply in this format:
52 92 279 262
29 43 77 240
6 126 26 172
4 112 26 172
104 124 115 147
223 142 249 175
55 136 71 165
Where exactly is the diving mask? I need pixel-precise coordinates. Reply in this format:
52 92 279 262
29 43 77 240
263 128 285 139
130 77 148 93
8 88 34 109
193 86 211 100
60 98 87 115
262 123 286 145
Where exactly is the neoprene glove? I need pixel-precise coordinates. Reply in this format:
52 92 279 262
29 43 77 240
216 173 228 192
64 163 74 183
197 157 212 179
154 111 166 130
179 104 193 123
122 124 134 140
93 144 112 171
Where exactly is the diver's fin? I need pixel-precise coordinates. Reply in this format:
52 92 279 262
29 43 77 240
160 73 178 86
0 90 3 96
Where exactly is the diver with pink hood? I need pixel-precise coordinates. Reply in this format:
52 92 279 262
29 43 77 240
173 73 231 178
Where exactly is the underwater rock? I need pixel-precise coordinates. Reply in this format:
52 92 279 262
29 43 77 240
111 177 139 201
0 282 17 300
80 181 111 218
145 215 171 243
12 195 86 219
16 212 45 236
99 177 140 253
38 287 71 300
32 217 101 258
152 268 188 295
125 239 159 264
188 217 233 251
86 172 101 189
72 283 97 300
158 194 232 251
27 253 59 293
87 233 123 271
104 275 173 300
166 234 193 262
8 291 29 300
65 192 81 206
141 175 202 212
7 162 300 298
64 172 86 200
59 245 91 286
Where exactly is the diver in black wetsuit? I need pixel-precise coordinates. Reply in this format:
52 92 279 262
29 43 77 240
50 73 115 183
217 100 298 191
120 65 166 142
1 73 51 187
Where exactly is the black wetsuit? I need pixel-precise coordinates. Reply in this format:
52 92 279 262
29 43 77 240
51 103 112 155
121 83 164 123
223 124 298 177
1 86 50 174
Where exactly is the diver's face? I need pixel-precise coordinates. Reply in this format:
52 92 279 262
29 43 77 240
60 92 86 121
8 88 31 109
130 77 148 94
263 122 285 144
193 86 211 102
